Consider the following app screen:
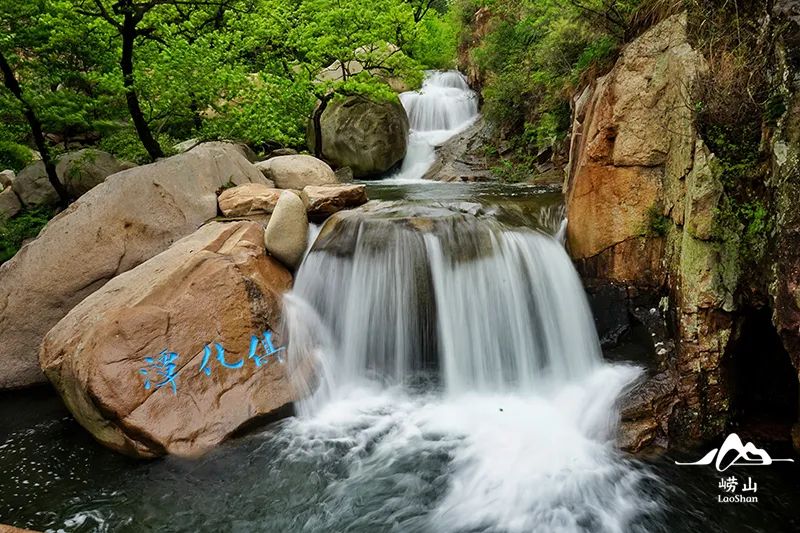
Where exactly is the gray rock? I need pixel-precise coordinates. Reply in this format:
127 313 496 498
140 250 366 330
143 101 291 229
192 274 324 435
0 186 22 219
56 149 123 197
334 166 354 183
264 191 308 269
308 96 409 178
0 170 14 189
12 161 59 207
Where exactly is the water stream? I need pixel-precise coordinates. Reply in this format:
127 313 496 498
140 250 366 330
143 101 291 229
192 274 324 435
2 72 799 532
388 71 478 181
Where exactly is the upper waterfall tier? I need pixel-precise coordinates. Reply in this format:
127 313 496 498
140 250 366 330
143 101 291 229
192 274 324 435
389 71 479 181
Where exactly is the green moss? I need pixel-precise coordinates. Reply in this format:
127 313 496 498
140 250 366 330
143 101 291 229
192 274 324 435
0 207 55 264
647 205 671 236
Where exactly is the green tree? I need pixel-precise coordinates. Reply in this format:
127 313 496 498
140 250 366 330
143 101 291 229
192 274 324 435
72 0 253 161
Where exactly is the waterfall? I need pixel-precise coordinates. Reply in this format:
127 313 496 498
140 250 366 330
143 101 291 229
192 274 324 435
388 71 479 181
282 205 649 531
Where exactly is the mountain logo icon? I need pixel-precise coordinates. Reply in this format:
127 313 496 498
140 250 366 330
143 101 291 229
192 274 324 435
675 433 795 471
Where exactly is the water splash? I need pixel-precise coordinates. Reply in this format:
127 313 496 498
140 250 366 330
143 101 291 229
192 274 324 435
282 205 651 532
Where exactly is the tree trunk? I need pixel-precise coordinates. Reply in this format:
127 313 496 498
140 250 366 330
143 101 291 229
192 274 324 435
121 15 164 161
312 94 332 159
0 50 70 206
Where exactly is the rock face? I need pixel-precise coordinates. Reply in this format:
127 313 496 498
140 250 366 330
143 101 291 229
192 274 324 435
565 14 735 447
264 191 308 269
258 155 337 190
0 186 22 219
55 149 123 197
309 96 409 178
40 221 295 457
301 184 368 222
218 183 282 218
0 142 268 390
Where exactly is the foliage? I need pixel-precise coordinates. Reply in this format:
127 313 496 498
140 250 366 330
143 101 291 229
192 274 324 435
452 0 642 176
0 141 32 172
0 207 55 264
646 204 671 236
0 0 455 168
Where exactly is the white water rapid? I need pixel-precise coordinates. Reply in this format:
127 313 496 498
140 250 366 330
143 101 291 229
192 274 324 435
388 70 479 181
280 206 655 532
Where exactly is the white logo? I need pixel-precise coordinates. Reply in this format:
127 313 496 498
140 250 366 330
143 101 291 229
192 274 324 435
675 433 794 471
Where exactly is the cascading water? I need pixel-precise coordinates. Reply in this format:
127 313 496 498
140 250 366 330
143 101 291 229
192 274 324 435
280 204 656 532
388 71 479 181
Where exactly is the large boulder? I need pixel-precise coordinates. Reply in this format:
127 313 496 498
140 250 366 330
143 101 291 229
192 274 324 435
0 186 22 219
12 149 125 205
301 184 368 222
40 221 295 457
264 191 308 269
0 142 268 390
308 96 409 178
256 155 337 190
55 149 124 197
12 161 58 207
218 183 282 217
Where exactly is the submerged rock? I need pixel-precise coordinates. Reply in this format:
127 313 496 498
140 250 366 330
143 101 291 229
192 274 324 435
0 142 268 390
265 191 308 269
257 154 337 190
301 184 368 222
308 96 409 178
40 221 294 458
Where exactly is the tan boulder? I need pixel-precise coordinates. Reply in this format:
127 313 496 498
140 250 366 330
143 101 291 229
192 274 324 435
40 221 295 457
0 186 22 220
257 155 338 190
301 184 368 222
218 183 282 217
264 191 308 269
0 142 268 390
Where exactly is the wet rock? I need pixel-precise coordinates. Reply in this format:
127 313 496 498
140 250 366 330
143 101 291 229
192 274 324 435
265 191 308 269
218 183 282 217
0 186 22 219
308 96 409 178
0 143 269 390
55 149 124 197
423 117 493 182
40 221 295 457
258 155 337 190
301 184 368 222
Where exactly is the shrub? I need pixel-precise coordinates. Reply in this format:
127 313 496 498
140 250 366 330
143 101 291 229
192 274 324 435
0 141 33 172
0 207 55 264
